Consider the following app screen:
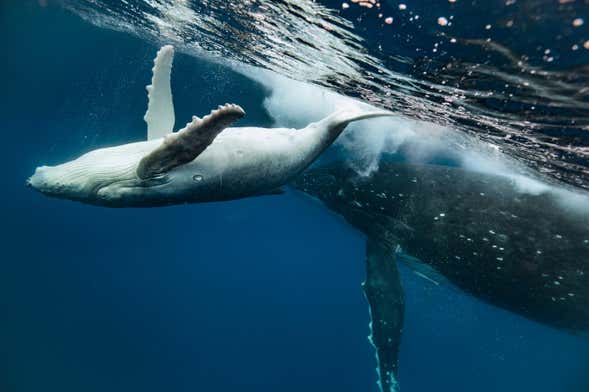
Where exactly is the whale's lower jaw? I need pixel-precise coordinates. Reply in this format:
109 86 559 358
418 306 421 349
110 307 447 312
28 183 178 208
94 184 286 208
93 192 282 208
30 176 286 208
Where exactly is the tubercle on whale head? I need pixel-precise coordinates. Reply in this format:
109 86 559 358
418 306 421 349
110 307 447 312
28 165 54 192
27 164 89 200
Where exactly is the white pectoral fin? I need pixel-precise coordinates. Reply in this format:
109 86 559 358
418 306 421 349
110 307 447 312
136 104 245 179
144 45 176 140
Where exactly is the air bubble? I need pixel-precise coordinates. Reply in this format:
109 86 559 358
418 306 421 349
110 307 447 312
572 18 584 27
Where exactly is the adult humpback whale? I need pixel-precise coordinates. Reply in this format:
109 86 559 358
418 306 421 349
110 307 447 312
27 45 394 207
293 161 589 392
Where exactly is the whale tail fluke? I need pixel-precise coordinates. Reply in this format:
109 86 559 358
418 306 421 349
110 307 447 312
298 105 396 169
316 105 396 142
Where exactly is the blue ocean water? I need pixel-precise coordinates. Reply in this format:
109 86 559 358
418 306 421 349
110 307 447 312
1 2 589 392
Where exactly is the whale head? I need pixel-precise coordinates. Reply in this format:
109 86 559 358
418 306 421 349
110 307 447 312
27 142 162 206
26 139 229 207
27 162 138 206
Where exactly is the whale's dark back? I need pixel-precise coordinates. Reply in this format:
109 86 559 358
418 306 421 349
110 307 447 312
293 162 589 333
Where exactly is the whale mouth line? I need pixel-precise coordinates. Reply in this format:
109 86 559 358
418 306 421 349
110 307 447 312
94 174 173 197
137 173 172 188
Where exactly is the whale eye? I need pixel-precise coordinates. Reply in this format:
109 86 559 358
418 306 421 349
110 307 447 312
192 174 203 182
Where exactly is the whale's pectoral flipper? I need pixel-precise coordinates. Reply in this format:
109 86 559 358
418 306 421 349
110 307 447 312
364 237 405 392
144 45 176 140
137 104 245 179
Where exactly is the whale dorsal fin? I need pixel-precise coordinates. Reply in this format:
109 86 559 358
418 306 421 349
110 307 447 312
144 45 175 140
136 104 245 179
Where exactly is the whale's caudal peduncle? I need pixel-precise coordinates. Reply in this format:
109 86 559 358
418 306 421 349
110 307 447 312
28 45 395 207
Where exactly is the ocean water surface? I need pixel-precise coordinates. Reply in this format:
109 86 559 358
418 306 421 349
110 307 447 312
1 1 589 392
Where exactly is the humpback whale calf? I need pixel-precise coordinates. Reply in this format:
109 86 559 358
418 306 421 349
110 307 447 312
27 45 394 207
293 161 589 392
